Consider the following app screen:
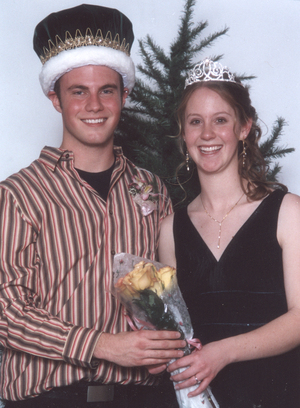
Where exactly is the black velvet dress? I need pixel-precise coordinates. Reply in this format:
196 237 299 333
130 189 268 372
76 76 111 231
173 190 300 408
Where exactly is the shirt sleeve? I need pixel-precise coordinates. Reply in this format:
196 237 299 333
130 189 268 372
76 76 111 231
156 175 173 220
0 187 100 368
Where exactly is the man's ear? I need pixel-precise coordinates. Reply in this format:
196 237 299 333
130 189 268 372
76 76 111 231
48 91 62 113
122 88 129 107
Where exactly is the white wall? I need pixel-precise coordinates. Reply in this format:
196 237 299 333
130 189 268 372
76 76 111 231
1 0 299 194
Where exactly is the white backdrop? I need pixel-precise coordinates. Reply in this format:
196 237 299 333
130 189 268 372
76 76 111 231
1 0 299 194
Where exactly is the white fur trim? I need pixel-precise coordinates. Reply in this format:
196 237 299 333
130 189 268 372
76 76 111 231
39 46 135 96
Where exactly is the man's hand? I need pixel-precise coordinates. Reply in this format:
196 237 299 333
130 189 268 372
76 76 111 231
146 363 169 375
93 330 186 368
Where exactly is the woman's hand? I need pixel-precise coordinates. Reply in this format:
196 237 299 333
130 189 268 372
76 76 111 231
167 340 231 397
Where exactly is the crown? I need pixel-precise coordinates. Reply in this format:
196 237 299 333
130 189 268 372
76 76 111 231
184 58 242 89
34 4 136 95
40 28 131 65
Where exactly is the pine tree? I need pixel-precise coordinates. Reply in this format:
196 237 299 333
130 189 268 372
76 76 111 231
115 0 294 207
259 117 294 182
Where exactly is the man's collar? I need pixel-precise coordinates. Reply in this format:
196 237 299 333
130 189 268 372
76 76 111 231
38 146 124 172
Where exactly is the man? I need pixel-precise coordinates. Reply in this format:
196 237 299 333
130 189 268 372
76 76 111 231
0 5 184 407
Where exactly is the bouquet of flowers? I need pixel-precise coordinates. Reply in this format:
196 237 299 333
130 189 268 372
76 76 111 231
113 253 219 408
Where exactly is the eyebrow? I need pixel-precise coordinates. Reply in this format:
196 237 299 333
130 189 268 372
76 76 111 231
67 84 119 92
186 111 233 117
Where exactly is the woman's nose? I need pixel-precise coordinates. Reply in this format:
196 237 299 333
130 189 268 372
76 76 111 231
201 122 215 140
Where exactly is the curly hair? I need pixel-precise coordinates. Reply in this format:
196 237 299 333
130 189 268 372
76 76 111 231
176 81 287 201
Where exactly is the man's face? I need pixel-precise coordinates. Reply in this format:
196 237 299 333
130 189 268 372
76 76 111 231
49 65 128 152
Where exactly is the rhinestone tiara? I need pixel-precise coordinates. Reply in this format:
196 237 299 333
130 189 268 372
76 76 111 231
40 28 131 65
184 58 242 89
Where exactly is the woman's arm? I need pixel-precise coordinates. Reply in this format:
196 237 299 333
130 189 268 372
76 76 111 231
158 213 176 268
168 193 300 397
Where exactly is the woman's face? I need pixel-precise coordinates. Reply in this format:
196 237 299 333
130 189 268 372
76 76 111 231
183 86 246 176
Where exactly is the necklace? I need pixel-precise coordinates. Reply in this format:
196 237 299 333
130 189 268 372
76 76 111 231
200 193 244 249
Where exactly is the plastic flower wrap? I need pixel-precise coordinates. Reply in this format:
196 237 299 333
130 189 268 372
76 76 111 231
113 253 219 408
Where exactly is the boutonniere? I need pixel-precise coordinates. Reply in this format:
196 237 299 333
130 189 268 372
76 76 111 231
128 175 159 216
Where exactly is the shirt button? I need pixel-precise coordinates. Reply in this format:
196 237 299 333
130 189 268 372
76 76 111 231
111 250 115 256
65 154 69 159
109 210 113 215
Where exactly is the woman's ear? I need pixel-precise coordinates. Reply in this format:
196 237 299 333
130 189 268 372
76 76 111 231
240 119 253 140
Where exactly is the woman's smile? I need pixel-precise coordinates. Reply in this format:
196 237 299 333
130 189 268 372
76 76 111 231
198 145 222 154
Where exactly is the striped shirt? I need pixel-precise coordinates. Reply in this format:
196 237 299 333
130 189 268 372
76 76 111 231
0 146 172 401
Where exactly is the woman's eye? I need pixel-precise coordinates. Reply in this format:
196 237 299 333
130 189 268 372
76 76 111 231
216 117 226 123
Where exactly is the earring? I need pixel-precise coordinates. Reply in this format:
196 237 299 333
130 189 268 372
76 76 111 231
186 150 190 171
242 140 247 167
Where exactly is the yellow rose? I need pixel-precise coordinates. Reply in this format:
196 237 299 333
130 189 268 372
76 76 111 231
150 279 164 297
157 266 176 290
115 276 137 300
115 262 175 300
128 261 157 292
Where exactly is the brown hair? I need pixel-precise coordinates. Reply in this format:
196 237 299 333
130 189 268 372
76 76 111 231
176 81 287 201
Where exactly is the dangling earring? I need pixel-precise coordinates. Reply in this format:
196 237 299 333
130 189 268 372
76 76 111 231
186 150 190 171
242 140 247 167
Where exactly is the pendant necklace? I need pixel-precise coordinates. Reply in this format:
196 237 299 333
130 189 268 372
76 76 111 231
200 193 244 249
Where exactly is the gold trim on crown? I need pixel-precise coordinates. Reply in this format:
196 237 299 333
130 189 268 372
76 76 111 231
40 28 131 64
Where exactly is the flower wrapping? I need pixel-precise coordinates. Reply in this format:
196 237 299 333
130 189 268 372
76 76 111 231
112 253 219 408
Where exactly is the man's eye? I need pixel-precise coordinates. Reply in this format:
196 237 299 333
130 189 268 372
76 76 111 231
102 89 113 94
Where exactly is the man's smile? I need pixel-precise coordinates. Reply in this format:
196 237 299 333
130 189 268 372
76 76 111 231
82 118 106 124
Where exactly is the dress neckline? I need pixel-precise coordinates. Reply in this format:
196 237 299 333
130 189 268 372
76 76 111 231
184 191 279 263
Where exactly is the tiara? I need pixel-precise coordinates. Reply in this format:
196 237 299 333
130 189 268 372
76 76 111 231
184 58 242 89
40 28 131 65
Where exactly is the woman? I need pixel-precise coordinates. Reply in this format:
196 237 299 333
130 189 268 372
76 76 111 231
158 58 300 407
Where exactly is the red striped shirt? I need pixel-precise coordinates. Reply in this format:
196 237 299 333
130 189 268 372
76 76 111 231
0 146 172 400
